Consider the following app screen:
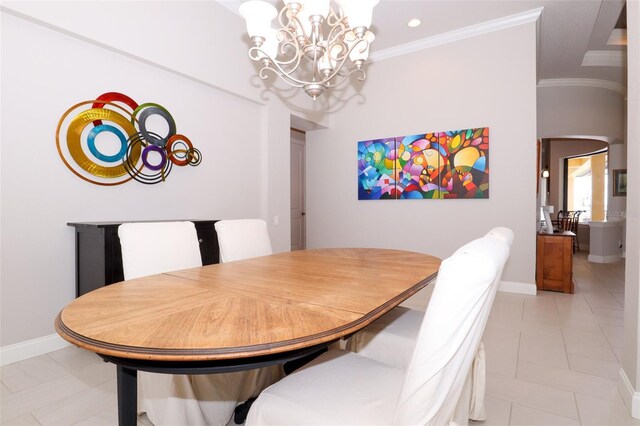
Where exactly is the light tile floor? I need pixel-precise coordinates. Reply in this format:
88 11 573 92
1 253 638 425
483 252 639 426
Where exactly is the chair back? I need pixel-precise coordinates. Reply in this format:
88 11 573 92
557 210 574 232
118 221 202 280
215 219 273 263
393 235 510 425
570 211 582 233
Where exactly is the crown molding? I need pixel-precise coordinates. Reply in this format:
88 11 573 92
370 7 543 62
1 5 266 107
537 78 626 95
582 50 627 67
217 1 240 16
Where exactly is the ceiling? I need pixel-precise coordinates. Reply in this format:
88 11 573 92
220 0 628 89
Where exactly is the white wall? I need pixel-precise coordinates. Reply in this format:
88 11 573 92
1 0 329 121
0 12 268 346
609 142 629 219
305 22 538 286
622 0 640 418
538 85 625 143
1 0 331 252
0 1 330 350
537 83 627 228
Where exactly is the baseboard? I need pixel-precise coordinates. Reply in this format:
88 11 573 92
498 280 537 295
619 367 640 418
1 334 71 366
588 253 623 263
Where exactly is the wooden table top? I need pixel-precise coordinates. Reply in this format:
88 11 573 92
56 248 440 361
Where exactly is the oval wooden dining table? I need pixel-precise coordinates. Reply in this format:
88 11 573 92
55 248 441 426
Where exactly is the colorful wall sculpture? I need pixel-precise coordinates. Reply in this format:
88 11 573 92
56 92 202 185
358 127 489 200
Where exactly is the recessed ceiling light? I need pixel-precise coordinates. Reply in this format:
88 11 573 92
408 19 421 28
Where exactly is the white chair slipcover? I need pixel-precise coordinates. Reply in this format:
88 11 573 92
401 232 510 424
215 219 273 262
246 236 509 425
119 221 203 280
118 221 281 426
483 226 515 247
345 227 514 422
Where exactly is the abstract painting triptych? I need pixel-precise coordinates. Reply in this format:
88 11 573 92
358 127 489 200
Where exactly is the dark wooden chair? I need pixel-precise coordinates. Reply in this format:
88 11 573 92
553 210 571 232
553 210 583 253
571 211 584 253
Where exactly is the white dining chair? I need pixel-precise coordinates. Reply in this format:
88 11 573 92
213 218 287 420
345 227 514 421
119 221 203 280
117 221 282 426
215 219 273 262
483 226 515 248
245 234 509 425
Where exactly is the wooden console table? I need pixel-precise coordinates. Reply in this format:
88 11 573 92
67 220 220 297
536 231 574 293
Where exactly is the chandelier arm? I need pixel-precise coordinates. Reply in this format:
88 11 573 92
252 49 327 87
332 65 367 82
258 66 306 88
247 41 301 70
277 4 290 29
317 61 364 87
249 45 336 88
325 39 349 64
289 14 311 42
324 67 367 88
257 62 367 97
349 37 371 58
247 46 265 62
276 32 304 66
318 37 369 80
325 5 343 27
275 35 370 87
310 19 322 83
279 3 307 40
355 68 367 82
249 44 317 85
325 21 350 46
333 68 349 78
324 36 349 65
331 38 369 70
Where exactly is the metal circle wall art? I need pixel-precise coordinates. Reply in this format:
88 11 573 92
56 92 202 186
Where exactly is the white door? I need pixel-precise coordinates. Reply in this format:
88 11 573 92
290 129 306 250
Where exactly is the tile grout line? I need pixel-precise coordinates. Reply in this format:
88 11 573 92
511 296 584 423
561 263 584 424
573 391 583 425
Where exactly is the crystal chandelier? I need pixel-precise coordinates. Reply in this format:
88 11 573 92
239 0 379 100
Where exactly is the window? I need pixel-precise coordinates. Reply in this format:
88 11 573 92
564 150 607 222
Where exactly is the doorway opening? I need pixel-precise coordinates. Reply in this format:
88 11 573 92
290 129 306 250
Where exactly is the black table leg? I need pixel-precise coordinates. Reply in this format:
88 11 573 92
117 366 137 426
